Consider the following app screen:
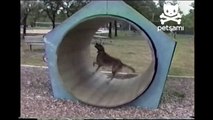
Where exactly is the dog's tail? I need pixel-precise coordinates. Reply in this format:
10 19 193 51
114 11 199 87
122 63 135 73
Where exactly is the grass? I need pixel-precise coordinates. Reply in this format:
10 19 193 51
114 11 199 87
21 44 46 66
21 31 194 76
168 34 194 76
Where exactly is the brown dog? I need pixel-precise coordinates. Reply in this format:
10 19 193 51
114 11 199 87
93 43 135 80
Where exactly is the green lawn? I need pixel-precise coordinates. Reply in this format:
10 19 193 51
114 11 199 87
21 31 194 76
169 35 194 76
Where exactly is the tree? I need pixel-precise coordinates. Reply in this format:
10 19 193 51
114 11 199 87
42 0 63 29
21 1 37 39
61 0 90 18
181 2 194 34
28 2 44 27
189 2 194 14
124 0 157 20
123 0 163 26
108 22 112 38
114 20 117 37
61 0 76 17
158 0 166 8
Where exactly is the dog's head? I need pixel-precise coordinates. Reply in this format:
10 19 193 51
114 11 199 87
95 43 105 51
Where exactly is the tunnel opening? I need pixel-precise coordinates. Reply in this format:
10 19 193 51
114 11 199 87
57 15 157 107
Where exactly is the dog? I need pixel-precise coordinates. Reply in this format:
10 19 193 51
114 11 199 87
93 43 135 81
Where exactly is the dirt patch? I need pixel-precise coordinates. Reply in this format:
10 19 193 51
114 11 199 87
20 66 194 119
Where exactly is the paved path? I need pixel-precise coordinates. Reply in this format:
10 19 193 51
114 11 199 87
20 29 51 34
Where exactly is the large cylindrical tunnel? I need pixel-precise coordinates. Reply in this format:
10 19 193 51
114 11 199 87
56 16 156 107
44 1 176 108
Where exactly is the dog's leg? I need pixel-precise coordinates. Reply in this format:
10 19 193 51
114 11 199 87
95 65 101 72
106 71 115 84
110 65 121 80
111 70 116 80
107 65 122 83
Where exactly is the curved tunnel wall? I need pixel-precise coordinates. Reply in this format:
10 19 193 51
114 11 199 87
44 1 176 108
57 16 156 107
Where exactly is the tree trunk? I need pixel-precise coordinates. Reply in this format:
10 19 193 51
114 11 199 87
114 20 117 37
45 10 56 29
52 20 55 29
51 14 56 29
22 15 28 39
128 24 131 31
32 16 39 27
108 22 112 38
66 11 71 18
173 31 177 39
32 20 36 27
152 13 155 22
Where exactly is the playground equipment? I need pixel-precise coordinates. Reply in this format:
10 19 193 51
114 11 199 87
44 1 176 108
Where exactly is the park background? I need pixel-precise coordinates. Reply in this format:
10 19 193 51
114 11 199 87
20 0 194 119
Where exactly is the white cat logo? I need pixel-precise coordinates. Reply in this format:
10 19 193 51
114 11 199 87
160 2 182 25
